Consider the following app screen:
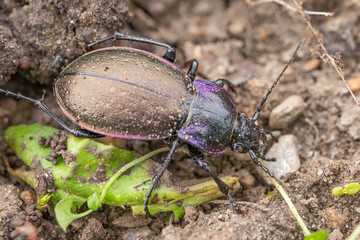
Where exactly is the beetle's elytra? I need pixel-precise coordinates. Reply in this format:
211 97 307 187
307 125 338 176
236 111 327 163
55 47 191 140
0 33 302 218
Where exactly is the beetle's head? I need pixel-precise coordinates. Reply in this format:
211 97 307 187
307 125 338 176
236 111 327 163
231 112 267 154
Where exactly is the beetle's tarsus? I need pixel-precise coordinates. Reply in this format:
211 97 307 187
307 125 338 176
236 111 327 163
144 204 156 219
259 154 276 162
248 149 313 220
188 144 242 214
265 130 279 142
228 193 244 214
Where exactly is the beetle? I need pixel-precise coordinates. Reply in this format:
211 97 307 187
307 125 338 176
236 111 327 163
0 33 302 218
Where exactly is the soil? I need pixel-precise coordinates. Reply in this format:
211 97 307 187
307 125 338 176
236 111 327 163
0 0 360 239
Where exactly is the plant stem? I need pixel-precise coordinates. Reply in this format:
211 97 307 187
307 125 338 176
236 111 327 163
347 224 360 240
261 161 311 236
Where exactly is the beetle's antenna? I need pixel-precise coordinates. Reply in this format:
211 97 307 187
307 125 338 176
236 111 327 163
252 40 303 121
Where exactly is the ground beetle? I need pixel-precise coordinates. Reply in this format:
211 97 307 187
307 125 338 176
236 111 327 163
0 33 302 218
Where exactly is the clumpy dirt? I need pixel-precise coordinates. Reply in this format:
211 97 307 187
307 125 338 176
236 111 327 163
39 130 69 165
1 0 360 239
1 0 129 85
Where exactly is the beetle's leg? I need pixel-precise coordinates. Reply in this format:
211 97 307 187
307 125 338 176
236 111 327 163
249 149 315 221
185 59 199 82
249 150 303 205
88 33 176 63
259 154 276 162
144 138 180 219
249 150 283 181
188 144 243 214
0 89 104 138
264 130 279 142
214 77 251 90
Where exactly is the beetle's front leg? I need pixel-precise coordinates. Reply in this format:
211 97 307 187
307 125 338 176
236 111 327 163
188 144 243 214
144 138 180 218
185 59 199 82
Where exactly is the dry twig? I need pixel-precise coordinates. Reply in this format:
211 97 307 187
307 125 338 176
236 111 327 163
246 0 334 16
292 0 359 106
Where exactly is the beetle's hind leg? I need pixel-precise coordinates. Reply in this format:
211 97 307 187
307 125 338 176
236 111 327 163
87 33 176 63
188 144 243 214
0 89 103 138
144 138 180 219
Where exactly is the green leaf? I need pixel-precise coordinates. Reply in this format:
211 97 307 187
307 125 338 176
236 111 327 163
332 183 360 196
304 230 329 240
54 196 93 232
5 124 241 229
331 187 344 196
344 183 360 195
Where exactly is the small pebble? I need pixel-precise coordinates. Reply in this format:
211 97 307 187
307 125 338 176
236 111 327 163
15 221 38 240
238 169 256 188
184 205 198 222
217 214 225 222
354 207 360 214
338 106 360 140
347 76 360 92
80 218 106 240
228 19 245 37
269 95 306 129
327 229 343 240
326 208 347 229
123 226 155 240
12 213 26 227
264 135 301 182
20 190 35 205
263 198 270 206
303 59 320 72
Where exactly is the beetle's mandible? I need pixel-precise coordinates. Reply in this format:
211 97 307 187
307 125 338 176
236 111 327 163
0 33 302 218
